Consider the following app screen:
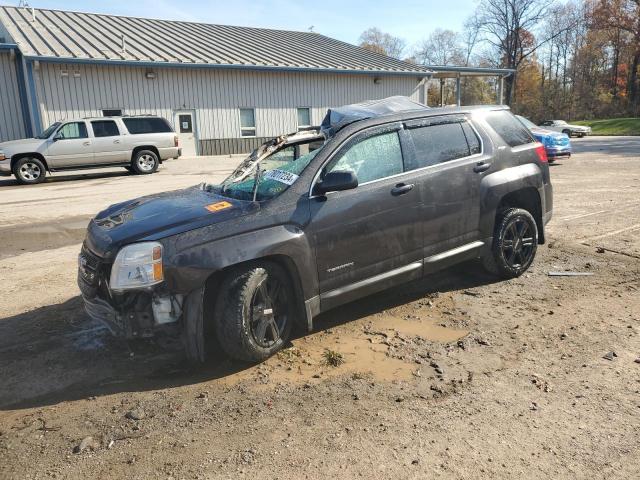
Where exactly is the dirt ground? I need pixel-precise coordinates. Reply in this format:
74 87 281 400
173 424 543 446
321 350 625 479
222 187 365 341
0 137 638 479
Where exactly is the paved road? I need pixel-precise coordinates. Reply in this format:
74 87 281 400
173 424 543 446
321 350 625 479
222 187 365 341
570 135 640 156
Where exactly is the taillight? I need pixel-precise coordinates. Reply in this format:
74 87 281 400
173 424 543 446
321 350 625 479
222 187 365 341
174 135 179 147
535 143 548 163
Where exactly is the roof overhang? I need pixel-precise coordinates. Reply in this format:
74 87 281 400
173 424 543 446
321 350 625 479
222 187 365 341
18 54 432 78
426 65 515 78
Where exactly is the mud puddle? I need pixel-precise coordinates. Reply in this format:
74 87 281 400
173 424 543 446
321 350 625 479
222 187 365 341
221 311 468 388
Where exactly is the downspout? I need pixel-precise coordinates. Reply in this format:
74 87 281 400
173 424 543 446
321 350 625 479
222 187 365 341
13 49 33 137
23 58 42 134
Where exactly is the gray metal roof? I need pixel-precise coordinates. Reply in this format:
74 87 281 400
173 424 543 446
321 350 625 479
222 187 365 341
0 6 429 76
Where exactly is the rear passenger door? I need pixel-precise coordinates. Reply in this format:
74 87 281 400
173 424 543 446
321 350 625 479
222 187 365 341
309 125 424 309
403 116 490 268
90 120 128 164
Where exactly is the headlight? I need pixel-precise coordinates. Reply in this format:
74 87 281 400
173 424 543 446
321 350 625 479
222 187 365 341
110 242 164 291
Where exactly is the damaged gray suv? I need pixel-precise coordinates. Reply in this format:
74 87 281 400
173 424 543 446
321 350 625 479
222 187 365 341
78 97 553 363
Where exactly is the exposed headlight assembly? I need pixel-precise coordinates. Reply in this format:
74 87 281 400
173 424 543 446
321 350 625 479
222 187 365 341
110 242 164 291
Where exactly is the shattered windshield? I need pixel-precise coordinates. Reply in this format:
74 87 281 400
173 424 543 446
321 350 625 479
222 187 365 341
210 134 325 202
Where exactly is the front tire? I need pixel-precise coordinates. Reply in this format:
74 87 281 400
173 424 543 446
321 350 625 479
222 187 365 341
216 262 294 362
13 157 46 184
482 208 538 279
131 150 159 174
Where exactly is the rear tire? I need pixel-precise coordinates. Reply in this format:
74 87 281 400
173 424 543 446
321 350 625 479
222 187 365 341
215 262 294 362
562 129 571 137
13 157 46 184
482 208 538 279
131 150 159 175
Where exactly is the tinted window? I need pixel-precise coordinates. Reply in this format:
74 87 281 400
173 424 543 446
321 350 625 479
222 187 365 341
327 131 403 184
485 111 534 147
461 122 481 155
409 123 470 168
122 117 172 134
56 122 88 139
91 120 120 137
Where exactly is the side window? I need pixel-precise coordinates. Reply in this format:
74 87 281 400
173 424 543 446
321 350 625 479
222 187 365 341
122 118 172 134
91 120 120 138
484 111 534 147
56 122 88 140
461 122 481 155
408 123 471 168
326 131 403 184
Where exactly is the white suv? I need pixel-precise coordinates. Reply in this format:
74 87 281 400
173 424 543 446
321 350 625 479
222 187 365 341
0 116 181 184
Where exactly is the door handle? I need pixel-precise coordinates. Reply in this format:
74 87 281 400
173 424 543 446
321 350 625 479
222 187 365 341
83 141 91 146
113 140 120 144
391 183 414 196
473 161 490 173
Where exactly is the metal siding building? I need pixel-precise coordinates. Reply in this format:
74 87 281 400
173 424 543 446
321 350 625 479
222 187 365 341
0 48 27 142
0 6 429 153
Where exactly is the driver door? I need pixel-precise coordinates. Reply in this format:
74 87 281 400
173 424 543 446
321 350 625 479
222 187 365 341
308 125 424 310
46 121 93 168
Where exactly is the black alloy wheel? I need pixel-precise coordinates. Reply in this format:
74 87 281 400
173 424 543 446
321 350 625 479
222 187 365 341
248 275 288 348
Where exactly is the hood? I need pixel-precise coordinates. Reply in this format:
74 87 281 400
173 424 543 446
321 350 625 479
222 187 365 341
85 185 257 258
0 138 45 153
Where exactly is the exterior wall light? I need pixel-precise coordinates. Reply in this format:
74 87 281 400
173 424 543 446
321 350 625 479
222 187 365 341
145 70 157 79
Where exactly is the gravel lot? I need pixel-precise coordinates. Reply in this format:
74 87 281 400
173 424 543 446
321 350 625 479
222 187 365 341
0 137 638 479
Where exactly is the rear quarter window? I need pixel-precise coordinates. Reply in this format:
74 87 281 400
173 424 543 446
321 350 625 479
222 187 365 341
122 117 173 134
484 111 534 147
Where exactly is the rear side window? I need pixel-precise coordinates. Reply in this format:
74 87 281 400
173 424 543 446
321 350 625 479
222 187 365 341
408 122 472 168
327 131 403 184
91 120 120 138
485 111 534 147
122 117 172 134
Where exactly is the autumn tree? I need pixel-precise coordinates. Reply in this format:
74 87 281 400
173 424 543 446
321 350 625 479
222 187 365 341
358 27 406 59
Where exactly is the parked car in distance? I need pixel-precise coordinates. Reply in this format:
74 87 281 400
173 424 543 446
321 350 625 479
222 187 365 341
77 97 553 364
516 115 571 162
0 115 181 184
538 119 591 138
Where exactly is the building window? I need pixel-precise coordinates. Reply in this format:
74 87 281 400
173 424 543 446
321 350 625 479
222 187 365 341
102 109 123 117
240 108 256 137
297 107 311 130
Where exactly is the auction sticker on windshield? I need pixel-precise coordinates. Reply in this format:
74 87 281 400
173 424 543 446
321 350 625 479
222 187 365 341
263 169 299 186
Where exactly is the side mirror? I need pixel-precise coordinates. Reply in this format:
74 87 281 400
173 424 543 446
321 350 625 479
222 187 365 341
315 170 358 195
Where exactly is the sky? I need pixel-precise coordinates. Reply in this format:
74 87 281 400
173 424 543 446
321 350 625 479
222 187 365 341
19 0 478 53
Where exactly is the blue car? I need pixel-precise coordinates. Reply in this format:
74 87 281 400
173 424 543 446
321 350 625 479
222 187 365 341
516 115 571 162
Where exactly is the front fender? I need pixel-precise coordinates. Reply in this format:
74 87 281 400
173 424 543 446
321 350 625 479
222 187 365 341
162 224 318 300
479 163 544 238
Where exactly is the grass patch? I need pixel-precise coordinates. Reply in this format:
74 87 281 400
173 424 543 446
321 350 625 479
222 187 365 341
322 349 344 367
573 118 640 136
